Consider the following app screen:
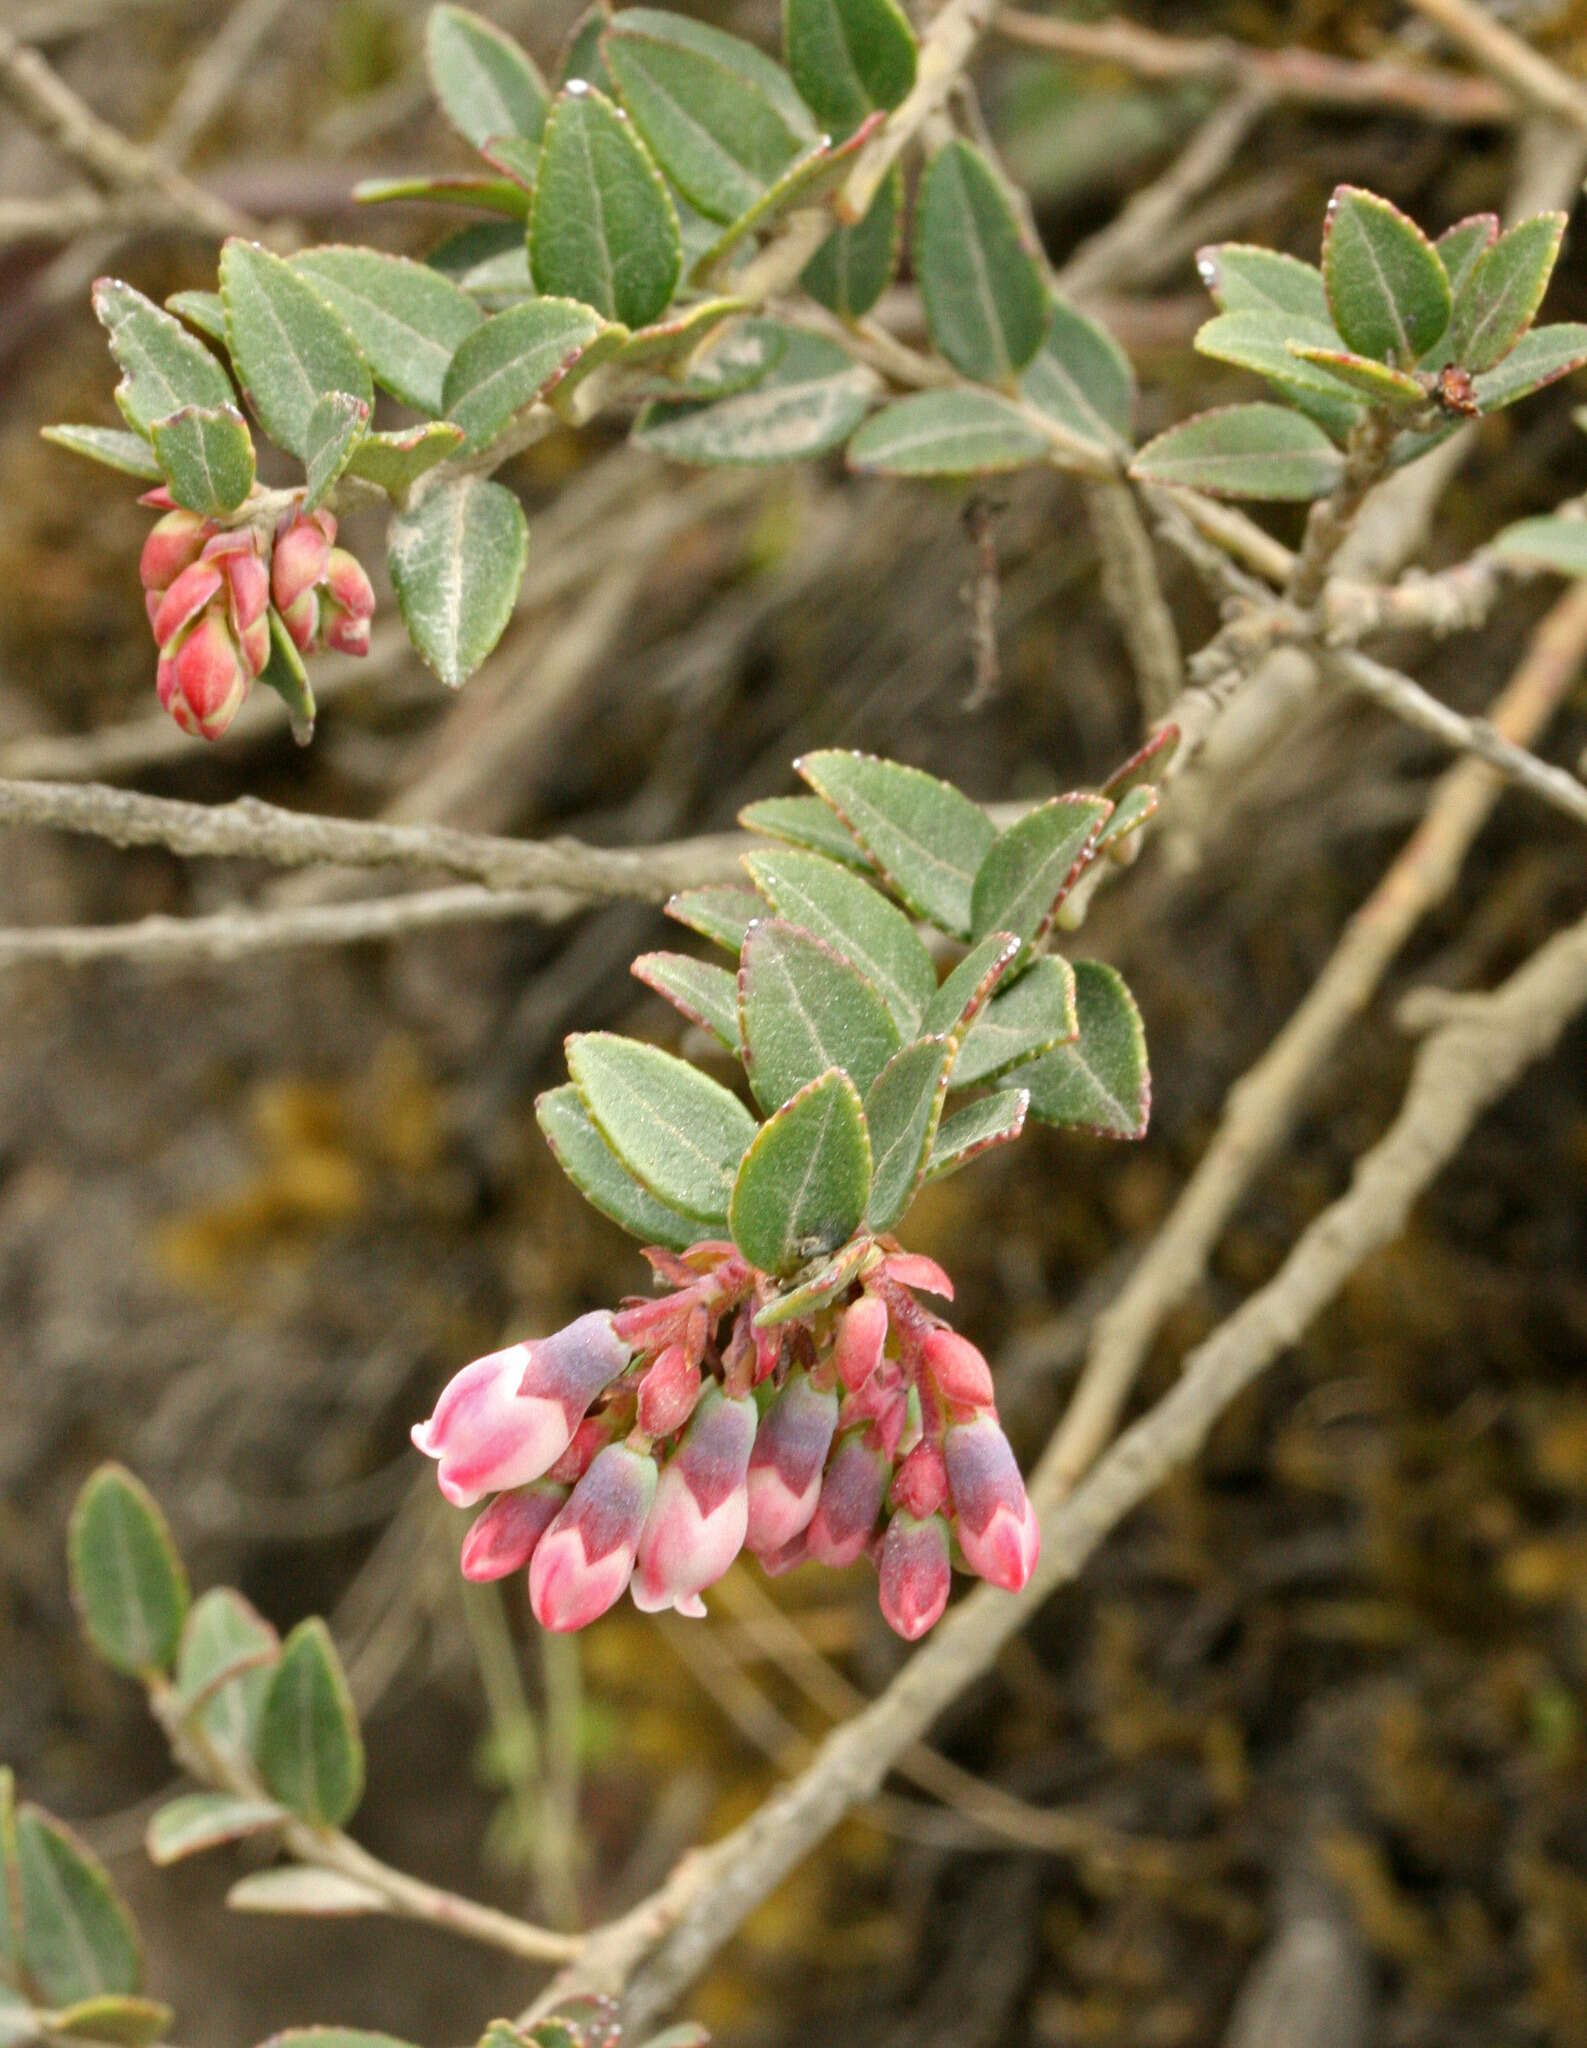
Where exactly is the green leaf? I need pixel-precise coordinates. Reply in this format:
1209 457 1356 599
257 610 316 746
480 134 541 194
739 918 902 1108
603 8 818 223
67 1465 187 1678
1322 184 1449 366
174 1587 279 1758
535 1084 700 1250
1284 343 1425 406
631 951 740 1050
753 1232 876 1324
639 316 784 395
665 884 763 954
1491 515 1587 575
256 1618 365 1830
345 420 466 495
299 393 369 513
226 1870 385 1916
915 141 1048 385
690 119 878 278
846 390 1051 477
39 425 164 481
728 1068 870 1274
165 288 228 343
1130 403 1345 501
424 221 534 305
1020 299 1135 453
48 1996 173 2045
356 173 530 218
290 247 483 415
147 404 256 516
920 930 1022 1038
529 86 681 328
257 2034 416 2048
797 750 995 937
954 955 1078 1084
558 8 616 95
782 0 916 136
800 165 901 319
91 278 235 437
617 296 750 373
1472 322 1587 410
970 795 1112 947
863 1036 953 1229
442 298 605 453
14 1809 140 2006
388 473 529 688
738 795 871 870
634 324 873 463
1094 782 1157 853
1197 243 1329 322
427 5 549 149
1433 213 1498 298
743 846 937 1033
1018 959 1149 1137
1448 211 1566 373
144 1794 283 1867
925 1089 1028 1180
1194 310 1363 402
219 242 371 460
567 1031 757 1224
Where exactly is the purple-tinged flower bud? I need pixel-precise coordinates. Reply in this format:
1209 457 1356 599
530 1442 657 1631
878 1511 951 1640
632 1384 757 1615
547 1413 612 1485
834 1293 889 1393
156 611 249 741
878 1251 954 1298
921 1327 995 1410
745 1371 839 1555
271 509 334 610
944 1412 1040 1592
139 508 210 599
637 1341 701 1439
890 1439 947 1520
756 1529 808 1577
805 1426 890 1568
460 1482 567 1582
411 1311 630 1507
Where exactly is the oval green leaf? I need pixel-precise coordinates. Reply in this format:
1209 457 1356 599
864 1035 953 1229
567 1031 757 1225
743 846 937 1034
729 1067 870 1275
147 404 256 517
1433 213 1498 298
782 0 916 137
442 297 604 453
925 1088 1028 1181
67 1464 187 1678
954 954 1078 1084
40 425 164 481
796 749 995 937
14 1807 140 2005
631 951 741 1050
664 884 763 954
1020 299 1135 454
226 1869 385 1916
634 323 874 464
291 247 483 416
1196 243 1329 322
739 917 901 1109
145 1793 284 1867
48 1995 174 2046
346 420 465 495
1471 322 1587 410
536 1083 701 1250
1448 211 1566 374
1017 958 1149 1138
530 86 681 328
388 473 529 688
920 930 1022 1038
174 1586 278 1758
91 278 236 438
969 796 1112 947
800 164 901 320
255 1618 365 1830
846 389 1052 477
915 141 1048 384
298 392 370 513
1130 403 1346 501
219 242 371 460
427 5 549 149
1321 184 1449 366
738 795 871 871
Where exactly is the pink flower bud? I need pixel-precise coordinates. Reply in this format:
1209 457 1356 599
745 1371 839 1555
137 486 178 511
152 560 223 648
460 1482 567 1582
833 1292 889 1393
323 606 371 658
324 547 375 618
271 511 334 610
278 587 319 652
530 1443 657 1630
879 1252 954 1298
547 1414 611 1485
161 612 248 740
632 1385 757 1615
756 1529 809 1577
944 1412 1040 1592
139 508 210 595
412 1312 630 1507
890 1438 947 1520
921 1327 995 1410
878 1511 951 1640
224 547 270 636
805 1426 889 1568
637 1342 701 1439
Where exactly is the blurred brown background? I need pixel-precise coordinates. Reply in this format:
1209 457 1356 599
4 3 1587 2043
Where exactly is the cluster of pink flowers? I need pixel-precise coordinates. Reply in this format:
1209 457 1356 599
412 1241 1040 1640
137 490 375 739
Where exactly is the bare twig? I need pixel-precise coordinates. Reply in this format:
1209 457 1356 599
530 904 1587 2026
1044 579 1587 1495
1083 478 1184 719
1404 0 1587 134
0 23 245 236
996 9 1515 124
0 778 750 899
